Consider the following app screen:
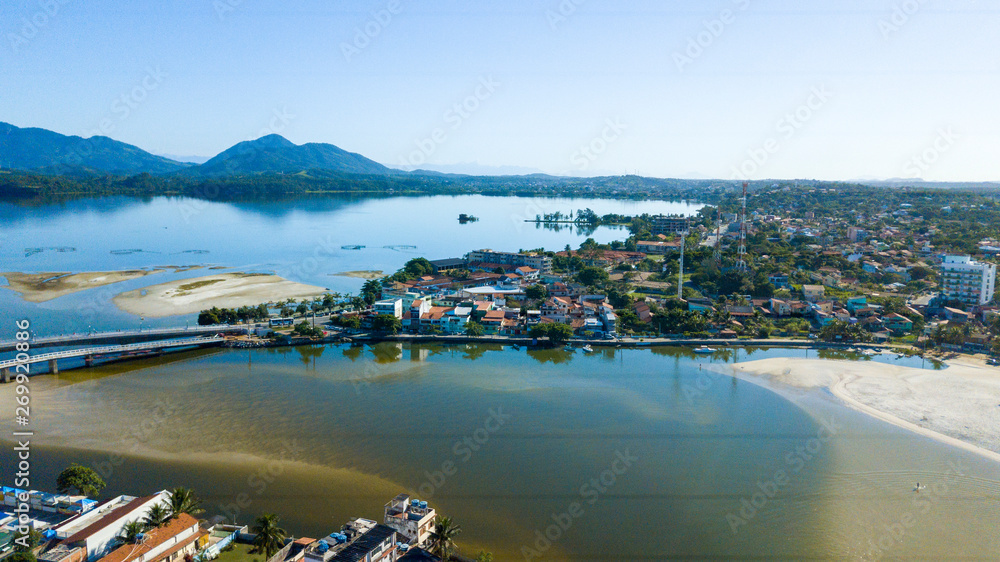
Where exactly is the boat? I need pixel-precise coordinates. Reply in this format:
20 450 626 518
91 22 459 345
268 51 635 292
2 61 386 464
564 345 576 352
693 346 716 354
582 345 594 353
511 344 521 350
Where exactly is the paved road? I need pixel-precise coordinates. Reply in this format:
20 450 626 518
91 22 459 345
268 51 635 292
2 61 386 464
0 336 226 372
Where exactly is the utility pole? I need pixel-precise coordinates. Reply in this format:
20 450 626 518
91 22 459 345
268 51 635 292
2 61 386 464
738 181 748 271
678 230 687 300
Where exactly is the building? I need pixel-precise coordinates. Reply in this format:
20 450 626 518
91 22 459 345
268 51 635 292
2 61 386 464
56 492 171 562
847 227 867 243
802 285 825 303
94 514 208 562
650 215 690 236
383 494 436 546
373 299 403 319
939 255 997 307
304 519 398 562
636 240 681 255
465 250 552 274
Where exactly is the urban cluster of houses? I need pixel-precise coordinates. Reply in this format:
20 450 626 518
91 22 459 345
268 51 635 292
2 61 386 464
2 487 441 562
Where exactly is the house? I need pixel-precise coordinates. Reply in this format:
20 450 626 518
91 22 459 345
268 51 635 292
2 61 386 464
942 307 971 323
636 240 682 255
845 296 868 315
383 495 435 546
633 302 653 323
56 492 172 562
768 274 790 289
94 514 208 562
373 299 403 319
304 519 399 562
802 285 825 303
882 313 913 335
770 298 791 317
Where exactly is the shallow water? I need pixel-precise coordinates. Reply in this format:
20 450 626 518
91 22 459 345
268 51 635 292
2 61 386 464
2 345 997 560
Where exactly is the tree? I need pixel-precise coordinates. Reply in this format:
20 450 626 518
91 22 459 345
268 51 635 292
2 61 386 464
341 315 361 330
7 553 37 562
14 529 42 552
476 552 494 562
530 323 574 344
577 266 609 287
118 521 146 545
251 514 287 561
372 314 402 335
295 303 308 315
465 321 484 337
361 279 383 305
168 487 203 518
144 503 170 528
428 516 462 561
56 464 106 497
525 284 547 301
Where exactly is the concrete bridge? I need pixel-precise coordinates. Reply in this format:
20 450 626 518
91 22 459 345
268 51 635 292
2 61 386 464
0 336 226 381
0 325 245 353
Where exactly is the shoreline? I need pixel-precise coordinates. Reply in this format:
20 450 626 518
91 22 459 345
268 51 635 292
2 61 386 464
724 356 1000 465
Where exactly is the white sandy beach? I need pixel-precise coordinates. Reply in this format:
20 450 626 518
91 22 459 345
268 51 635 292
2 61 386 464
728 356 1000 464
113 272 327 317
1 269 168 302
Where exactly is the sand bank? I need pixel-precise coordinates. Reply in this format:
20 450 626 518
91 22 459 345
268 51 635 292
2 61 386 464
113 273 326 317
1 269 168 302
331 270 384 280
729 357 1000 463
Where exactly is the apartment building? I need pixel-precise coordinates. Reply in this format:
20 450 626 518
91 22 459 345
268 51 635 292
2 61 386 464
939 255 997 307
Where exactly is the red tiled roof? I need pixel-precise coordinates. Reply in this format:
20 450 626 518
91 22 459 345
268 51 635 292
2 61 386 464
97 514 202 562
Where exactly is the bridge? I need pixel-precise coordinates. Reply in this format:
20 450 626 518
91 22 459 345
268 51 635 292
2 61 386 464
0 336 226 382
0 325 246 353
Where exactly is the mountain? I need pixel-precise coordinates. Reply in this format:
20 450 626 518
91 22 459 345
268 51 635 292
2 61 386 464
0 122 189 174
402 162 547 176
190 135 395 176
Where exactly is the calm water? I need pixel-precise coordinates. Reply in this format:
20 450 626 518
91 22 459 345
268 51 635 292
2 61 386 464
3 345 998 560
0 194 701 334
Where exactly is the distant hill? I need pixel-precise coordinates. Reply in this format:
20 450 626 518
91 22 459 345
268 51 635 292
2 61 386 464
0 122 189 174
189 134 396 176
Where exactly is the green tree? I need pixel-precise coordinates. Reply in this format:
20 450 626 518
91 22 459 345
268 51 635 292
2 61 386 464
428 516 462 561
251 514 287 560
341 315 362 330
295 303 308 315
465 321 485 337
361 279 383 305
14 529 42 552
476 552 494 562
7 552 37 562
530 323 574 344
372 314 402 334
118 521 146 545
525 284 548 301
56 464 106 497
144 503 170 528
577 266 609 287
167 487 203 518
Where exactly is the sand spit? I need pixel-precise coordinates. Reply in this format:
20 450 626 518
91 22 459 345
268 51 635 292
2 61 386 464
729 357 1000 464
112 272 327 317
1 269 168 302
330 270 384 280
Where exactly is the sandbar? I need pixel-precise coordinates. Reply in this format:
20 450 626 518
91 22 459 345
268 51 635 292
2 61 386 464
113 273 326 317
1 269 167 302
330 270 384 280
727 356 1000 463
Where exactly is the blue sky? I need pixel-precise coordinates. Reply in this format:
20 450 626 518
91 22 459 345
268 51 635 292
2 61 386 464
1 0 998 180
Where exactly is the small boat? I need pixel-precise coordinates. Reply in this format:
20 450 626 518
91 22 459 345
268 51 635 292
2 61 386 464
694 346 716 354
582 345 594 353
564 345 576 352
511 344 521 351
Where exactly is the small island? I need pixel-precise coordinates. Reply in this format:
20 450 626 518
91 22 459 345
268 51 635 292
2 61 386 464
458 213 479 223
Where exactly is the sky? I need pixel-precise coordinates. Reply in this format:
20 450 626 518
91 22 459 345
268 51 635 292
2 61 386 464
1 0 998 181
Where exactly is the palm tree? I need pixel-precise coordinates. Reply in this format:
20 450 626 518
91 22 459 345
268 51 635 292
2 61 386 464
428 516 461 560
119 521 146 544
251 513 287 560
168 487 203 518
144 503 170 528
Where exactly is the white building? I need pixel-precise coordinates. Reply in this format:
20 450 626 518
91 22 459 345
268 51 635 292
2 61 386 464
383 494 436 546
55 491 171 561
373 299 404 319
465 249 552 273
939 255 997 307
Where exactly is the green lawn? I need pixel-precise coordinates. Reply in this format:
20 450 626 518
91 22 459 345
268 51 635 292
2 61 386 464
212 543 265 562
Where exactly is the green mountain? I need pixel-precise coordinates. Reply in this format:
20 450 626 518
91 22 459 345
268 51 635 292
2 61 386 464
0 122 189 174
190 134 395 176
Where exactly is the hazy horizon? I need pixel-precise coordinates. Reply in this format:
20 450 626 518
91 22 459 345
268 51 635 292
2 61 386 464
2 0 998 181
